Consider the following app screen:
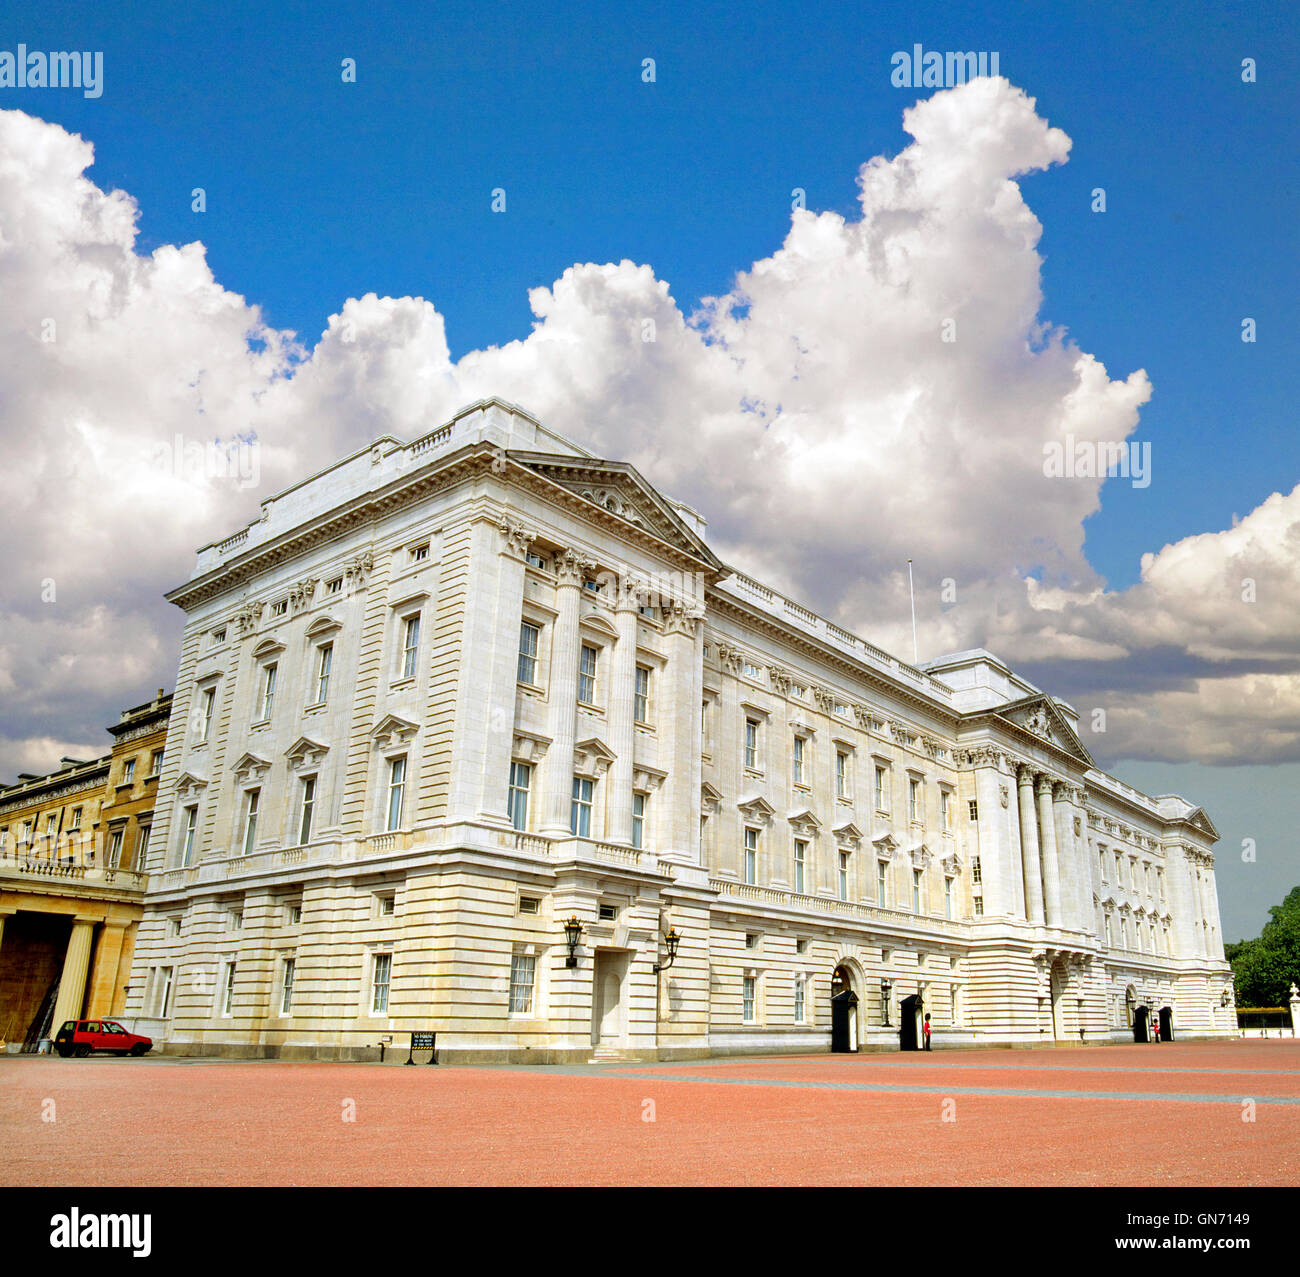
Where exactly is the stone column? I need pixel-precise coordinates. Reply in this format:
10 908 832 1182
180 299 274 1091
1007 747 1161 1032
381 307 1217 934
661 606 704 861
1037 775 1063 928
50 918 98 1031
1018 766 1045 923
539 552 586 835
85 920 130 1018
606 580 641 845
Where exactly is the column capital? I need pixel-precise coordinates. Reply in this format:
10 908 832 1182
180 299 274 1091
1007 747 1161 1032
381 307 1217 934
1017 763 1037 786
496 517 536 559
555 549 597 585
1035 773 1057 797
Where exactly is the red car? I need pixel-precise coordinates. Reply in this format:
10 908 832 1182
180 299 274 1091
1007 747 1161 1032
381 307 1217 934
54 1019 152 1057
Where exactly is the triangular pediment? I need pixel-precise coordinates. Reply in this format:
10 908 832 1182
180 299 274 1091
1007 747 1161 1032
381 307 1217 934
230 751 272 783
737 795 776 825
509 454 724 574
990 695 1094 766
371 714 419 751
574 736 617 777
285 736 329 769
1184 807 1220 840
174 770 208 798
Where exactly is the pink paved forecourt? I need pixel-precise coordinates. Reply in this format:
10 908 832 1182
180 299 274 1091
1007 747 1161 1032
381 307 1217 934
3 1038 1297 1187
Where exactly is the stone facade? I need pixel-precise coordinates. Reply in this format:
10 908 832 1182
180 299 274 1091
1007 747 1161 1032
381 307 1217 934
124 399 1233 1061
0 691 171 1047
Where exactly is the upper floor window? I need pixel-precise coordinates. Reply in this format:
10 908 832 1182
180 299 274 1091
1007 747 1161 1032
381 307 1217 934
69 807 82 831
908 777 922 823
525 549 548 571
744 718 760 770
578 645 598 705
326 577 343 595
122 758 136 783
634 665 651 724
968 799 978 821
400 614 421 681
793 839 807 894
944 875 954 920
508 762 531 832
839 852 850 901
315 643 333 705
241 788 260 856
912 869 923 913
259 663 278 722
792 735 806 787
874 765 888 811
835 750 849 799
743 827 758 884
149 749 164 777
518 622 540 686
940 789 951 832
386 756 407 831
298 776 316 846
570 776 594 837
632 792 646 850
409 543 430 563
877 858 888 904
198 686 216 742
271 600 288 617
180 805 198 866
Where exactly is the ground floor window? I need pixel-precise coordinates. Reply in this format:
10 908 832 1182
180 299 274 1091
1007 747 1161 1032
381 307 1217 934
742 974 757 1023
510 951 536 1015
793 973 806 1023
281 957 296 1014
371 952 392 1014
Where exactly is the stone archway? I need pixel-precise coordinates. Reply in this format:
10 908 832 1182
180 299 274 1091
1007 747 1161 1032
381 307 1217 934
830 961 862 1053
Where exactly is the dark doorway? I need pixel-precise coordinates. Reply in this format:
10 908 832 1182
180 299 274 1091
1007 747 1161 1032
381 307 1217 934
900 993 923 1051
830 965 858 1053
1132 1004 1150 1043
1159 1006 1174 1042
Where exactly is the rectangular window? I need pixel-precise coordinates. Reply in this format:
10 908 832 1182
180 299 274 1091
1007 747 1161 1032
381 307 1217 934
149 749 164 776
875 766 887 811
386 757 406 831
940 790 951 831
742 975 756 1023
222 961 236 1016
371 952 392 1014
792 734 805 786
518 622 540 685
570 776 593 837
973 895 984 916
281 958 296 1014
743 827 758 884
157 966 174 1018
107 828 124 868
793 973 806 1024
377 894 395 917
123 759 136 783
971 856 982 884
839 852 850 901
634 665 651 723
744 719 759 770
1099 849 1107 879
199 687 215 741
242 789 260 856
315 643 333 704
944 876 953 920
326 577 343 595
401 614 421 680
260 663 277 721
632 792 646 850
509 952 536 1015
909 777 921 823
913 869 923 913
135 824 152 871
578 645 598 704
794 839 807 895
410 543 430 562
507 762 531 832
877 859 888 906
181 806 198 866
272 599 288 617
835 751 849 799
298 776 316 846
525 549 548 570
968 799 978 821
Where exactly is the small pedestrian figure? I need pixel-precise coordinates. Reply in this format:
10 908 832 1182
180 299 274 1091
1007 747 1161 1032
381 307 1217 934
1152 1017 1160 1044
922 1013 932 1051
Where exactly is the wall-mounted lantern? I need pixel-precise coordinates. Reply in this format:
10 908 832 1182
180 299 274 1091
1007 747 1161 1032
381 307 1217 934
563 915 584 968
653 927 682 974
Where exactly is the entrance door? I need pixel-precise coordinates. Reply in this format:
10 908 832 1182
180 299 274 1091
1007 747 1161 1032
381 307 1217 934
1159 1006 1174 1042
1132 1004 1150 1043
831 990 859 1053
1049 964 1066 1041
591 952 625 1049
900 994 922 1051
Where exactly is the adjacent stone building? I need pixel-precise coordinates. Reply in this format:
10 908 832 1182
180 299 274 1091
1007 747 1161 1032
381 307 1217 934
0 691 171 1048
125 399 1233 1061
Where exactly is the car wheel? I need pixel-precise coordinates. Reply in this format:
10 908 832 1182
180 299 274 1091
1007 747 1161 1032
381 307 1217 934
56 1047 72 1058
73 1044 91 1058
130 1043 150 1056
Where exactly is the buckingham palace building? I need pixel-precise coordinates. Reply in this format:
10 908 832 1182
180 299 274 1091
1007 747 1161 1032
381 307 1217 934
124 398 1234 1060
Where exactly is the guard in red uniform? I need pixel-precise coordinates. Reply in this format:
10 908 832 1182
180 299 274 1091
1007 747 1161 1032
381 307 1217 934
922 1013 932 1051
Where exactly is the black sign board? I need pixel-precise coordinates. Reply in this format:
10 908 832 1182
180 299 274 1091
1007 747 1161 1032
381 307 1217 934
405 1031 438 1065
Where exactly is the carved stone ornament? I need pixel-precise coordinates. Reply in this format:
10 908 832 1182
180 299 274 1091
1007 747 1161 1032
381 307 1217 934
999 785 1009 809
812 686 835 714
344 550 374 590
233 601 264 637
1073 816 1083 836
287 578 319 614
715 642 744 675
768 665 792 696
578 487 645 527
497 519 536 558
1025 705 1053 740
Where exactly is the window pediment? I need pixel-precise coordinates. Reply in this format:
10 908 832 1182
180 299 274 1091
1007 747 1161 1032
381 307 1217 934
371 714 419 752
701 782 723 816
285 736 329 771
306 614 343 638
574 736 616 777
174 771 208 801
251 637 286 660
512 730 551 765
231 752 273 785
737 795 776 826
788 806 822 837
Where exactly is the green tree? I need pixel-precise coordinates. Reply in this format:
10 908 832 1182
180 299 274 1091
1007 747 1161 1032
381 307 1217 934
1228 886 1300 1006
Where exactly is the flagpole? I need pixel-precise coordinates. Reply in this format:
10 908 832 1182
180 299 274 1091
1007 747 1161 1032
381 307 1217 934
907 559 918 665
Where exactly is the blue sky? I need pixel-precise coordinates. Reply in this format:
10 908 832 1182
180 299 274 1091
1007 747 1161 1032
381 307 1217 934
2 0 1297 937
14 0 1297 588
